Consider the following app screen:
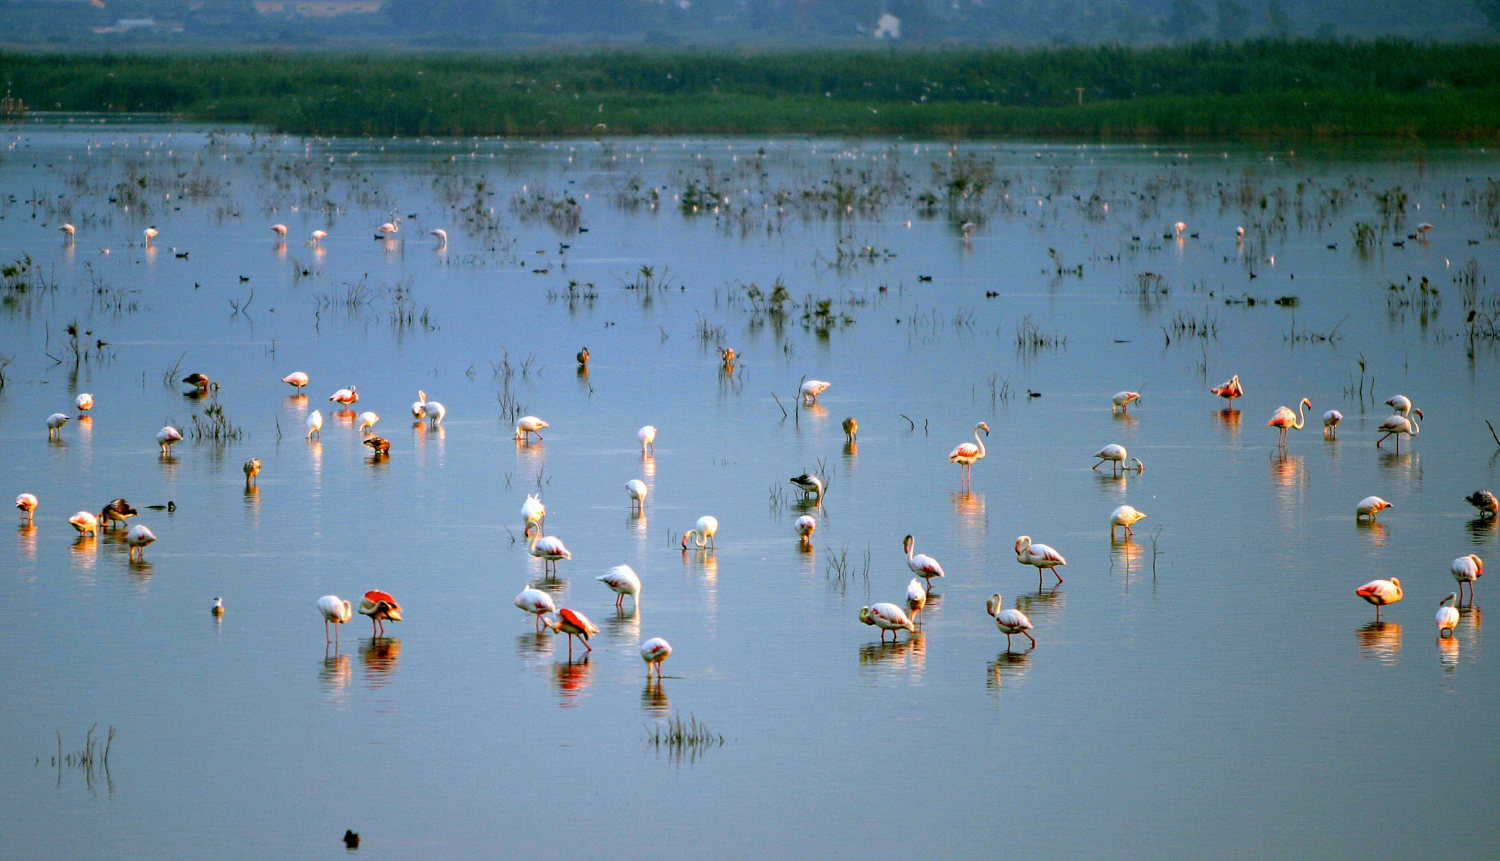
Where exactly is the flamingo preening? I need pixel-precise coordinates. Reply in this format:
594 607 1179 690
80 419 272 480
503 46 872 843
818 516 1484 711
522 494 546 533
358 590 403 637
1451 554 1484 604
1015 536 1067 586
243 458 262 486
529 532 572 576
903 534 945 591
795 515 817 547
1355 578 1403 620
156 425 184 455
948 421 990 486
543 608 599 659
986 593 1036 650
905 578 927 624
281 371 309 393
1267 398 1311 449
1209 374 1244 402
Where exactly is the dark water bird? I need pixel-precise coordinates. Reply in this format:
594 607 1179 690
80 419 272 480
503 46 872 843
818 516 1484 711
842 417 859 441
789 473 824 499
363 436 390 456
100 497 138 528
342 829 360 849
211 597 225 616
1464 490 1497 518
182 372 210 390
576 346 590 367
242 458 261 485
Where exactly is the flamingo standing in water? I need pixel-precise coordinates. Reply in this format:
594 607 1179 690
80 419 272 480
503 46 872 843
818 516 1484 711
357 411 380 434
903 534 945 591
1355 578 1403 620
522 494 546 533
514 586 556 632
60 223 76 238
948 421 990 486
515 416 548 441
859 603 916 642
281 371 309 393
156 426 184 455
800 379 831 404
1111 391 1142 412
16 493 38 523
270 224 289 238
305 410 323 440
1110 505 1148 538
310 229 328 245
243 457 262 486
1015 535 1067 585
317 594 353 643
1452 554 1484 604
143 226 159 245
529 532 572 576
358 590 403 637
1385 394 1413 416
328 385 359 407
543 608 599 658
626 479 648 510
795 515 817 547
75 393 94 415
1209 374 1244 402
125 524 156 560
1267 398 1312 449
1376 408 1422 453
597 564 642 610
641 637 673 678
681 515 719 549
905 578 927 625
638 425 657 453
46 412 70 438
430 228 448 247
986 593 1036 650
1092 444 1144 475
411 390 428 419
1437 594 1460 638
420 399 446 427
69 511 99 536
1323 410 1343 438
1355 496 1393 521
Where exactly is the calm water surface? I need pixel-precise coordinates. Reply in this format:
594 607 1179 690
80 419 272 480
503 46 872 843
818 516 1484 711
1 123 1498 858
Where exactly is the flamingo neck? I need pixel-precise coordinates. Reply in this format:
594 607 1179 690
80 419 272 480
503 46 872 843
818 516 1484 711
1407 414 1421 436
1292 401 1307 430
974 428 987 457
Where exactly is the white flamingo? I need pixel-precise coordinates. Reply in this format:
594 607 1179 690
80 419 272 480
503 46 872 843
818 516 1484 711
282 371 309 393
1356 496 1393 521
514 586 556 632
515 415 549 441
521 494 546 534
597 564 642 610
626 479 649 510
305 409 323 440
1452 554 1484 604
681 515 719 549
317 595 353 643
529 532 572 576
1267 398 1311 449
1110 504 1148 538
156 426 184 455
948 421 990 486
905 578 927 624
800 379 831 404
46 412 70 438
987 593 1036 650
1015 535 1067 586
1376 408 1422 453
641 637 673 678
859 602 915 642
1437 593 1460 638
903 534 945 591
1323 409 1343 439
357 411 380 434
795 514 817 547
638 425 657 453
125 524 157 560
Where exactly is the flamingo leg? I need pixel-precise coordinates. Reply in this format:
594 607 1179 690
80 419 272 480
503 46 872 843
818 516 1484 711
325 619 331 643
1004 633 1013 651
1024 631 1037 647
1054 568 1065 584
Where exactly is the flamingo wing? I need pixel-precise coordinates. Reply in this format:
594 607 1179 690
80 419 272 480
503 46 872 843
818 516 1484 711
948 443 980 461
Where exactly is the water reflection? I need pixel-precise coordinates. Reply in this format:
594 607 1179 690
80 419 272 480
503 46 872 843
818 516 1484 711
842 440 859 460
1111 411 1138 429
857 631 926 676
627 508 648 540
69 536 98 573
641 453 656 480
320 652 353 707
284 394 308 412
242 484 261 524
605 606 641 639
552 658 594 708
1355 519 1389 547
1377 451 1421 485
1437 635 1460 673
1465 516 1498 546
360 637 402 687
641 678 671 717
1014 588 1065 626
1109 536 1143 579
1355 621 1403 664
986 649 1034 695
1213 408 1242 436
17 523 38 560
951 491 986 531
515 632 554 667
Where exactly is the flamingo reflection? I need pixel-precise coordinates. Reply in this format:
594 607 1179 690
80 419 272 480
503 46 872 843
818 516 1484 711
319 652 353 704
642 678 671 716
1437 635 1460 672
552 658 594 708
857 631 926 671
985 649 1034 694
360 637 402 686
1355 621 1403 663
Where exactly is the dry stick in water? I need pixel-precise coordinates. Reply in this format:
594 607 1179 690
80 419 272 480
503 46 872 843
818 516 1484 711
770 392 788 419
1487 419 1500 449
899 413 915 431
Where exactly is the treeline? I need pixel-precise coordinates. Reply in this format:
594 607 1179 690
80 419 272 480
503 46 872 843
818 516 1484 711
3 40 1499 139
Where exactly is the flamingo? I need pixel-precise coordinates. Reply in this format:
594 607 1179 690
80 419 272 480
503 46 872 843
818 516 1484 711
317 595 353 643
69 511 99 536
281 371 309 393
363 436 391 456
310 229 328 245
211 597 225 616
156 425 184 455
641 637 672 678
270 223 288 237
1323 410 1343 439
430 228 448 246
1466 490 1499 518
800 379 831 404
903 534 945 590
125 524 156 560
515 416 548 441
514 586 556 632
358 590 403 637
328 385 358 406
1355 578 1403 620
143 226 159 245
681 515 719 549
626 479 648 510
577 347 591 367
375 221 399 238
720 347 737 369
60 223 76 237
411 390 428 419
522 494 546 533
421 399 446 427
795 514 817 547
1452 554 1484 604
597 564 642 610
1015 535 1067 585
789 473 824 499
305 409 323 440
948 421 990 486
100 498 137 528
1235 225 1246 239
842 417 859 441
357 411 380 434
1385 394 1413 415
638 425 656 453
182 372 211 390
1416 222 1435 237
1110 504 1148 538
1111 390 1142 412
986 593 1037 650
1437 594 1460 638
46 412 70 438
1173 220 1188 236
1209 374 1244 401
543 608 599 659
859 602 916 642
529 532 572 576
1267 397 1312 449
75 393 94 414
16 493 38 522
905 578 927 624
1091 443 1130 474
243 457 262 485
1355 496 1393 521
1376 408 1422 453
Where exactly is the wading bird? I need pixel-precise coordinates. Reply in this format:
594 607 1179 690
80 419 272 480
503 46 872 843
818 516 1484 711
46 412 70 438
125 524 156 560
317 595 353 643
1110 504 1148 538
641 637 672 678
1092 443 1144 475
626 479 648 510
529 532 572 576
100 498 137 528
1267 397 1312 449
357 411 380 434
411 390 428 419
1355 578 1403 620
305 410 323 440
795 515 817 547
358 590 403 637
75 393 94 414
1376 408 1422 453
211 597 225 616
1356 496 1393 521
328 385 358 406
522 494 546 534
60 223 76 237
69 511 99 536
1452 554 1484 603
904 578 927 625
156 425 183 455
859 602 916 642
681 515 719 550
1015 535 1067 586
638 425 656 453
182 372 211 390
363 436 390 456
420 399 445 427
514 586 556 632
1466 490 1498 519
281 371 309 393
903 534 945 591
1437 594 1460 638
577 346 591 368
800 379 831 404
1323 410 1343 438
789 473 824 500
1209 374 1244 401
243 457 261 486
310 229 328 245
143 226 159 245
16 493 38 523
515 415 548 441
544 608 599 658
430 228 448 246
1111 390 1142 412
948 421 990 486
597 564 642 610
986 593 1036 650
1385 394 1413 416
842 417 859 441
270 224 288 237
